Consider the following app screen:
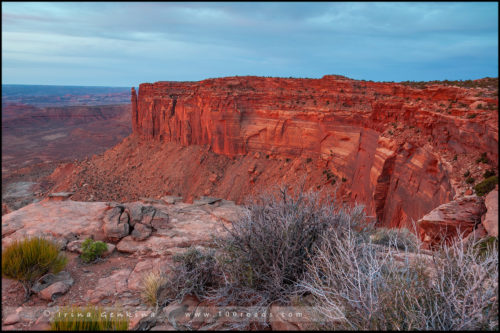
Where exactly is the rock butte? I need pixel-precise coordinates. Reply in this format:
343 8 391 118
128 75 497 229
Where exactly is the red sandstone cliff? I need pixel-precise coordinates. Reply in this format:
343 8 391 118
128 75 498 228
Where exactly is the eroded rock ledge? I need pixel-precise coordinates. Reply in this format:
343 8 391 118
130 75 498 228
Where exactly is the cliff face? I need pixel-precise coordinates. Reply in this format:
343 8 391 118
125 75 497 228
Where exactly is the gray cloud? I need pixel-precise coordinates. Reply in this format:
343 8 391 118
2 2 497 86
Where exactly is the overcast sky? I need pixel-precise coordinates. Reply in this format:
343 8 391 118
2 2 498 87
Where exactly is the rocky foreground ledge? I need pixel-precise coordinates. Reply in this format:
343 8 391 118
1 189 497 330
1 194 247 330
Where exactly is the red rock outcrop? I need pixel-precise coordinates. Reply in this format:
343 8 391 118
482 188 498 237
417 195 487 247
129 75 498 228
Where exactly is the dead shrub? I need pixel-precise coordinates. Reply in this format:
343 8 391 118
212 185 367 305
160 247 221 305
299 229 498 330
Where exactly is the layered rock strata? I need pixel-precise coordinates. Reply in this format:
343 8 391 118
130 75 498 228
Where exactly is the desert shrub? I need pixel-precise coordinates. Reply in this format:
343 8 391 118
162 247 221 304
2 237 67 299
464 170 470 177
300 230 498 330
476 152 490 164
465 177 475 184
80 239 107 263
483 169 496 179
141 270 167 307
213 186 367 305
467 113 477 119
50 305 128 331
369 227 420 251
474 176 498 196
473 236 499 259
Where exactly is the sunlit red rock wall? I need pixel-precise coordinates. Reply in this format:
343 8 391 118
131 75 498 228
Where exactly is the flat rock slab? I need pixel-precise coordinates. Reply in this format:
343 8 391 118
86 268 132 304
2 200 109 248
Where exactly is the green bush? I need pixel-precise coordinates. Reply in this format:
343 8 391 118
2 237 67 299
483 169 496 179
465 177 475 184
50 305 129 331
80 239 108 263
463 170 470 177
476 152 490 164
474 176 498 196
466 113 477 119
473 236 499 259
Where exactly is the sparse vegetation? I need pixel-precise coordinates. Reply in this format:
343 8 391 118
467 113 478 119
80 239 107 263
369 227 419 251
323 169 336 184
473 236 499 259
162 247 220 303
476 152 490 164
306 157 312 163
162 186 498 330
2 237 67 299
465 177 475 184
50 305 129 331
141 271 167 307
453 154 457 161
474 176 498 197
400 77 498 90
299 228 498 330
463 170 470 177
483 169 496 179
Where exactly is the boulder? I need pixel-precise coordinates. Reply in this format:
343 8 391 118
32 271 74 294
38 281 71 301
127 258 173 291
3 313 20 325
86 268 132 304
124 202 145 227
482 190 498 237
131 223 152 241
151 210 169 230
129 310 156 330
102 206 130 242
163 295 201 328
47 192 74 201
417 195 487 247
141 206 156 226
161 196 183 205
